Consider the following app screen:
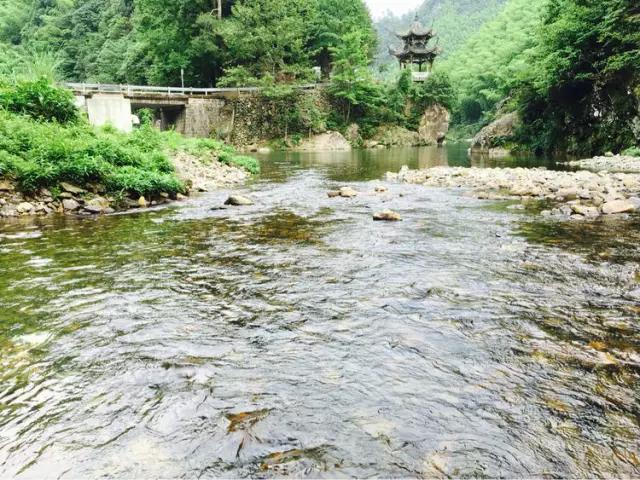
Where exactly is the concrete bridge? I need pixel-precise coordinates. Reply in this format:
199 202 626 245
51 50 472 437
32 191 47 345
69 83 320 137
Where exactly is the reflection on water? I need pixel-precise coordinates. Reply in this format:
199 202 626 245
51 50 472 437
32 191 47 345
0 145 638 478
257 144 560 183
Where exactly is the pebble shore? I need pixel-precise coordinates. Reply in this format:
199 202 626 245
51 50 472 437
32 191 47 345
567 155 640 173
388 165 640 220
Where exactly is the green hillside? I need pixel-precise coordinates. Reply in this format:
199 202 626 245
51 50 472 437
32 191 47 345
439 0 547 123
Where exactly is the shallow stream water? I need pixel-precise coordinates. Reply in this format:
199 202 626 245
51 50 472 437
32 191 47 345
0 146 639 478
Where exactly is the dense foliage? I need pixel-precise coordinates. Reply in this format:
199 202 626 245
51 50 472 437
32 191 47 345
439 0 546 125
0 80 258 196
516 0 640 155
437 0 639 155
0 78 79 123
0 0 376 88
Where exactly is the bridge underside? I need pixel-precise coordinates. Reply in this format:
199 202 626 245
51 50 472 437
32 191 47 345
77 92 232 138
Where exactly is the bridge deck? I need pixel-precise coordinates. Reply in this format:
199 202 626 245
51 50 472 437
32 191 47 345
66 82 322 98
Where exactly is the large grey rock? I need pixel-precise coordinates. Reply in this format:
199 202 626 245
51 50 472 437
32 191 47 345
62 199 81 211
471 112 519 151
418 104 450 145
225 194 254 206
370 125 421 147
601 200 636 214
60 182 85 194
293 131 351 152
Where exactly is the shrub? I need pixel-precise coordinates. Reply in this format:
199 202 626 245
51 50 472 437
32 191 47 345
0 108 260 197
218 151 260 174
622 146 640 157
0 79 78 123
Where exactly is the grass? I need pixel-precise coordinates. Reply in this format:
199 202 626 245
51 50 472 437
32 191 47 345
160 132 260 174
622 146 640 157
0 110 260 197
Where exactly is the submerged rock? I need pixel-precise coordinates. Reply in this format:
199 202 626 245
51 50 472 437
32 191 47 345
225 194 254 206
373 209 402 221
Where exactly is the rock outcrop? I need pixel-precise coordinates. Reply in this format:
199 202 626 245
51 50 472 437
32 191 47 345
418 104 450 145
292 131 351 152
369 125 422 148
471 112 519 152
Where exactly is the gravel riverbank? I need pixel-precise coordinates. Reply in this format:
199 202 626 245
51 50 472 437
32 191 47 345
567 155 640 173
388 165 640 219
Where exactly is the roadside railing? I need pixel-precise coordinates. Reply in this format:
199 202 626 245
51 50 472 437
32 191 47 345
65 82 324 96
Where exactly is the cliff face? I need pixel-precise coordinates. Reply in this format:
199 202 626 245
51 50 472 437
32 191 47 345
419 104 450 145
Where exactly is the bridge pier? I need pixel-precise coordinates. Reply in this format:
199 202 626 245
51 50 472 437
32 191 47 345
85 94 133 133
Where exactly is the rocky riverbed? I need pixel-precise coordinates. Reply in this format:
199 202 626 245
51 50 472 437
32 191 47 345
566 155 640 173
388 165 640 219
0 153 248 219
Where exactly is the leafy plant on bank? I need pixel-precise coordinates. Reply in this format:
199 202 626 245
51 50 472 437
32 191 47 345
0 81 259 196
0 78 78 123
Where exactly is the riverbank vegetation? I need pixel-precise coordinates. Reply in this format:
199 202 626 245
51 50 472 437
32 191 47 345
0 79 258 198
437 0 639 156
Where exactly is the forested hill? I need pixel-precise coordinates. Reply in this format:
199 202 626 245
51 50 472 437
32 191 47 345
439 0 547 125
0 0 375 88
375 0 507 68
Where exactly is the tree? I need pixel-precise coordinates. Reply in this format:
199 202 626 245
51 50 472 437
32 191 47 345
517 0 640 154
328 30 383 124
218 0 318 85
310 0 376 78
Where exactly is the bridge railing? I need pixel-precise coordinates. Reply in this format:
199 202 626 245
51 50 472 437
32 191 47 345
65 82 323 96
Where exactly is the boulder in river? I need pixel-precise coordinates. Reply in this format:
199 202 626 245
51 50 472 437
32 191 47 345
601 200 636 215
225 194 254 206
375 185 389 193
293 131 351 152
339 187 359 198
373 209 402 222
471 112 519 151
62 199 80 211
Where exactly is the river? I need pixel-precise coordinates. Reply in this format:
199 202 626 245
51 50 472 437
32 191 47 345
0 145 638 478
